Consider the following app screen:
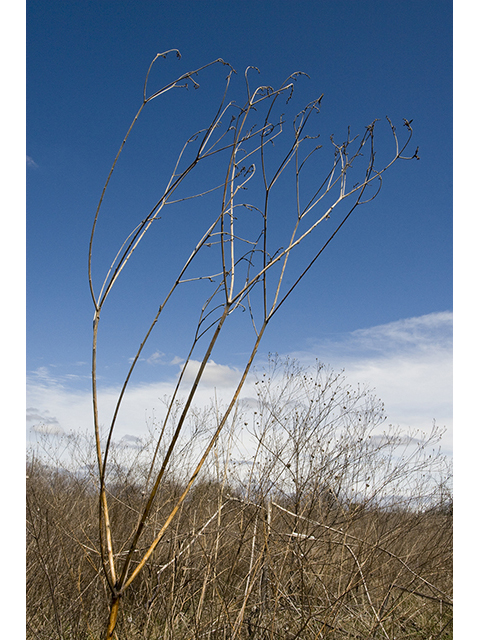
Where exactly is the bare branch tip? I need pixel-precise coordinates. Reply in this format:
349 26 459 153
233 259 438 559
216 58 236 74
291 70 310 81
156 49 181 60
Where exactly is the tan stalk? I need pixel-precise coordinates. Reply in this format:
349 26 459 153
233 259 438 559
121 322 267 593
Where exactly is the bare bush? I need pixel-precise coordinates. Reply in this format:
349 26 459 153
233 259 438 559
27 358 452 639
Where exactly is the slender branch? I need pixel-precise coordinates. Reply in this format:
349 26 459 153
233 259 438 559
271 501 451 602
122 321 267 592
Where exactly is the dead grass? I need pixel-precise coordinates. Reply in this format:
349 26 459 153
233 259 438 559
26 440 452 639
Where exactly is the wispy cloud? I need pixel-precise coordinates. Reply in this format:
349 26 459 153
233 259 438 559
345 311 452 354
180 359 242 388
31 422 65 436
27 406 64 435
288 311 453 453
147 350 165 365
25 359 249 445
26 155 38 168
26 312 452 456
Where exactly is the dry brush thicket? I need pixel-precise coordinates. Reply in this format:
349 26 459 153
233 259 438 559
27 358 452 639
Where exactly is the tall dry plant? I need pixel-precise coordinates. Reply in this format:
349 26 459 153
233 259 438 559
87 50 419 637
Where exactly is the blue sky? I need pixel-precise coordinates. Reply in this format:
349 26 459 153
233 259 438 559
25 1 453 456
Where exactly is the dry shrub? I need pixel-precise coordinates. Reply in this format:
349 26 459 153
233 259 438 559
27 359 452 639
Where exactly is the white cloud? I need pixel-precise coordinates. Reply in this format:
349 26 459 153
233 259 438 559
31 422 64 436
288 311 453 454
119 434 143 448
347 311 452 353
26 155 38 168
147 350 165 365
179 359 242 388
26 360 250 445
26 312 452 457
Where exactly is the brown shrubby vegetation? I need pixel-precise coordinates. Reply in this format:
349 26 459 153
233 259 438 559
27 358 452 639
